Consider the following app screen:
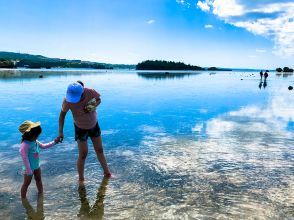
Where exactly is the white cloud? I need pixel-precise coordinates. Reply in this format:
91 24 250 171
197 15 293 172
196 0 294 57
204 24 214 29
248 55 258 58
176 0 185 5
256 49 267 53
211 0 245 18
196 1 210 11
147 19 155 24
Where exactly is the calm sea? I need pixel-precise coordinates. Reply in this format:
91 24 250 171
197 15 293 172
0 69 293 219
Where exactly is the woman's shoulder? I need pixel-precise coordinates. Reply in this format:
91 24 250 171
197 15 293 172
84 87 100 97
84 87 94 92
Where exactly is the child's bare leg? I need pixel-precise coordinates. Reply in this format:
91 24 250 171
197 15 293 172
91 136 111 176
34 168 43 195
77 141 89 182
21 174 33 198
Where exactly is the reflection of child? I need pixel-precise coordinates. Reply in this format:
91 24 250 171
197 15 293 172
21 194 44 219
19 121 61 198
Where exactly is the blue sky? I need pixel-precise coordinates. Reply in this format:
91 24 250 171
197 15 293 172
0 0 293 68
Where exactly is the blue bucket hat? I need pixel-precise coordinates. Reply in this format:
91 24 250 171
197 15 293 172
66 82 84 103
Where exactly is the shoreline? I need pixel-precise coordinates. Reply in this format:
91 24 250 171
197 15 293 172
0 68 272 72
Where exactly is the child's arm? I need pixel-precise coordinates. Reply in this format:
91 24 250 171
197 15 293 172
36 140 57 149
19 142 33 175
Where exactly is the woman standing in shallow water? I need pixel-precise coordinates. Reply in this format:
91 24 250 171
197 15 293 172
58 82 111 182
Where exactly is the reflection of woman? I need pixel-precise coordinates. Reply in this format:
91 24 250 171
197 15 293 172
21 194 44 220
78 177 109 219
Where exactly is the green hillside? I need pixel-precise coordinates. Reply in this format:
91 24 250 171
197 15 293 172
0 51 135 69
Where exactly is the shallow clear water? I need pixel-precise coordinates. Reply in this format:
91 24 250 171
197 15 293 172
0 69 293 219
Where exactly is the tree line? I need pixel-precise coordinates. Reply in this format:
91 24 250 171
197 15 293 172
276 67 294 73
0 52 135 69
136 60 204 70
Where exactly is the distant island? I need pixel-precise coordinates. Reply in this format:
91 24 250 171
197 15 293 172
276 67 294 73
136 60 232 71
136 60 205 70
0 51 135 69
207 67 232 71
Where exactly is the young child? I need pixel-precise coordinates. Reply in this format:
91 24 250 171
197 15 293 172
19 120 61 198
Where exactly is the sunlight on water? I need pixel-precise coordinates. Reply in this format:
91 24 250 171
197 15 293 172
0 69 293 219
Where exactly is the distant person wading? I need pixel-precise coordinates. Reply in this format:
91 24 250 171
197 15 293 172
264 71 269 80
260 71 263 79
58 81 111 182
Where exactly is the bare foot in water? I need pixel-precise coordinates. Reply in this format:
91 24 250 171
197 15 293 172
78 177 85 186
104 172 112 178
79 181 85 186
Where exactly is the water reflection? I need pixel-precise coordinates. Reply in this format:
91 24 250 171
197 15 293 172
0 69 109 80
0 70 293 219
258 79 268 89
78 178 109 220
21 194 44 220
137 71 199 80
258 80 263 89
263 79 267 89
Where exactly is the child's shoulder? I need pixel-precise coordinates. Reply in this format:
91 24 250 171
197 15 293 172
19 141 31 151
21 140 35 145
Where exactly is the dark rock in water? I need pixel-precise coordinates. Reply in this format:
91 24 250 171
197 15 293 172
165 72 169 74
283 67 294 72
39 75 43 78
241 79 243 80
288 86 293 90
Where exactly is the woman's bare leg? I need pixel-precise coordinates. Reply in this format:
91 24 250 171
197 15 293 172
77 141 89 182
91 136 111 176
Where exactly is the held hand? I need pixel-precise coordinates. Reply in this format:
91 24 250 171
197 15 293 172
54 136 63 144
57 133 64 143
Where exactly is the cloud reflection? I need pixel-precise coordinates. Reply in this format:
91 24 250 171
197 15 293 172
133 88 294 218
